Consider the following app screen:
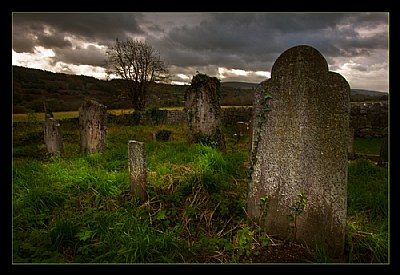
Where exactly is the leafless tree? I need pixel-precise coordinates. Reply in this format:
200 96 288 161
106 38 169 112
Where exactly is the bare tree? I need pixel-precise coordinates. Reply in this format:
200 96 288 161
106 38 169 112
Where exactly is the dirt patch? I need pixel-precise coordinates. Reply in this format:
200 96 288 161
238 239 316 263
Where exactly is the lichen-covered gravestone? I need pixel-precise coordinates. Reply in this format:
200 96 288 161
128 140 148 202
184 73 226 151
44 118 64 156
249 45 350 260
79 99 107 154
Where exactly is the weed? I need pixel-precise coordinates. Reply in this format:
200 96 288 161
314 244 331 263
287 191 308 239
258 193 270 223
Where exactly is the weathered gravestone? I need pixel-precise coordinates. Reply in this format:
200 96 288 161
43 101 64 156
44 118 64 156
43 101 54 120
128 140 148 202
249 45 350 260
235 121 251 141
153 129 172 142
184 73 226 151
79 99 107 154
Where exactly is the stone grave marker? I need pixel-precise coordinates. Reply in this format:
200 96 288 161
44 118 64 156
184 73 226 151
153 129 172 142
249 45 350 260
43 101 54 120
128 140 148 201
79 99 107 154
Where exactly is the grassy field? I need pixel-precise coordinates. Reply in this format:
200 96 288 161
12 109 136 122
12 118 389 264
354 136 385 155
12 106 254 122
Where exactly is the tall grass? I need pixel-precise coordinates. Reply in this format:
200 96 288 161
13 122 250 263
347 158 389 263
12 121 388 263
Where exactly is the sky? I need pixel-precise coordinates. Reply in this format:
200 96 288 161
12 12 389 93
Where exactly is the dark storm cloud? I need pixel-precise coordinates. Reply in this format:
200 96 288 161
53 45 108 67
12 13 144 53
13 12 388 66
38 32 73 49
12 12 388 91
157 12 388 71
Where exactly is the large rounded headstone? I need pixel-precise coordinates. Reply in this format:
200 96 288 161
249 45 350 260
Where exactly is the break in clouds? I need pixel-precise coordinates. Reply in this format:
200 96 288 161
12 12 389 92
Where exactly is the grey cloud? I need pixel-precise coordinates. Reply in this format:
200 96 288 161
53 45 108 67
12 13 144 53
168 65 219 83
350 63 370 72
38 33 73 49
12 31 36 52
12 12 389 91
158 12 388 70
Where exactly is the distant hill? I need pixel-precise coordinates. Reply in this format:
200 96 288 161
221 81 258 89
12 65 189 113
12 66 387 113
12 66 256 113
221 81 388 102
351 89 388 102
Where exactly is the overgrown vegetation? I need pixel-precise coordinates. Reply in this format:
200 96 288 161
347 158 389 263
12 116 389 263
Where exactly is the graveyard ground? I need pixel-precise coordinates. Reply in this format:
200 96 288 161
12 121 388 264
237 238 316 263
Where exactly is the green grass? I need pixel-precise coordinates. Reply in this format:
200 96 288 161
12 107 249 122
354 137 384 155
12 110 80 122
12 121 389 263
346 158 389 263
